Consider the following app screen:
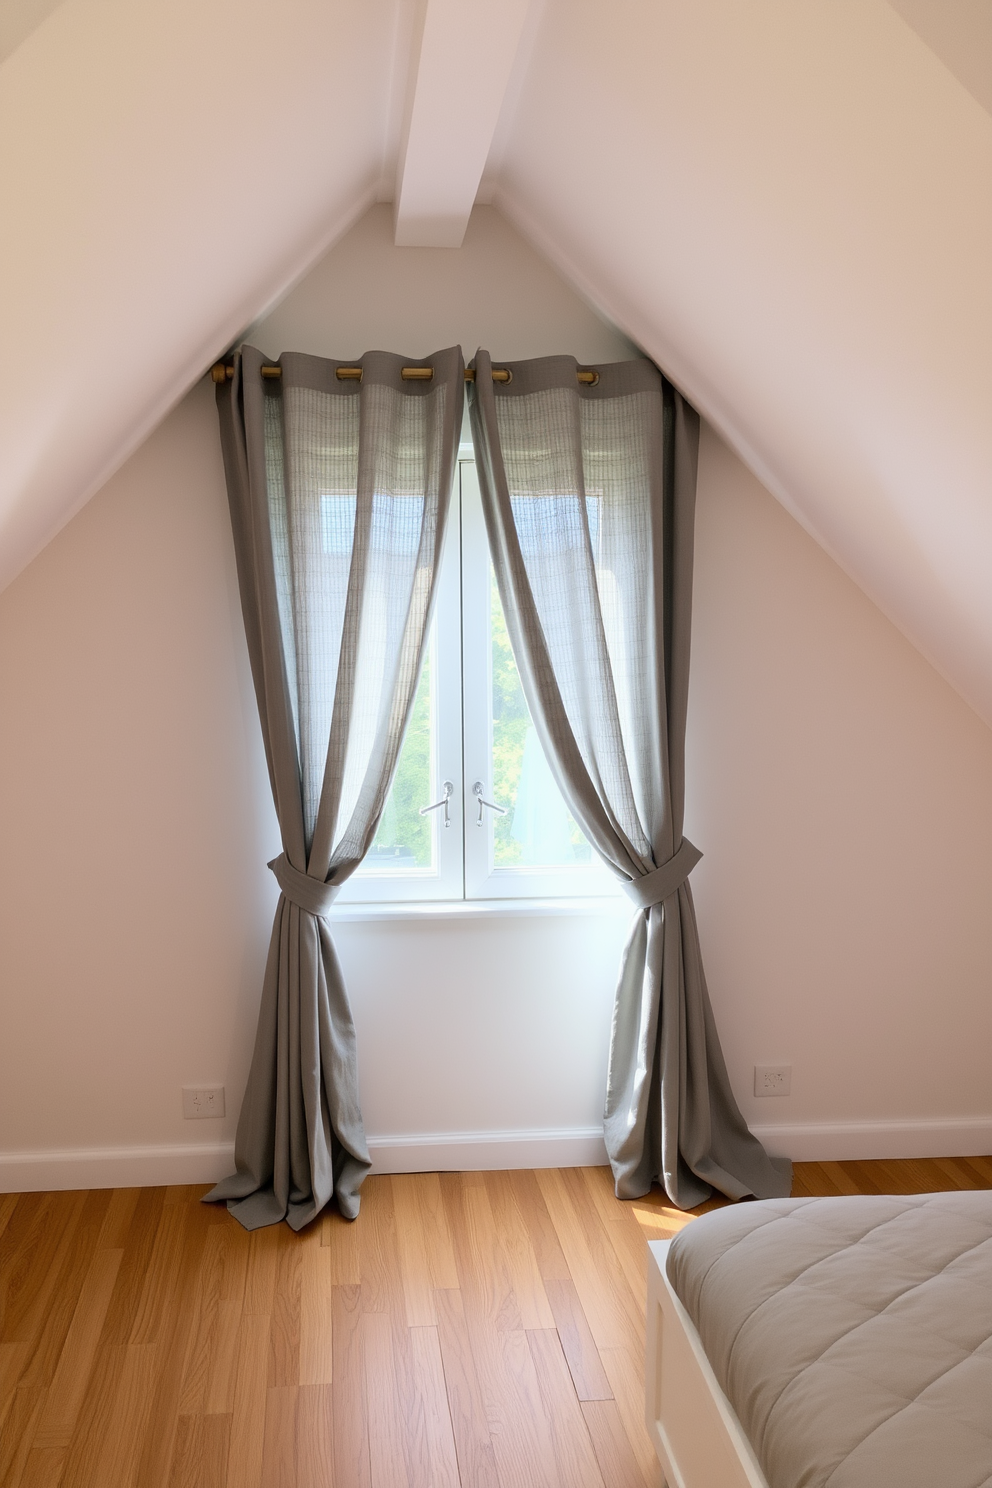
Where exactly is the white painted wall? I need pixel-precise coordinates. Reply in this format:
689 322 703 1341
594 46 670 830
689 427 992 1157
1 205 991 1190
497 0 992 724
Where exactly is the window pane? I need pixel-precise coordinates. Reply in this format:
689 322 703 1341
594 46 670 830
490 572 592 868
359 646 435 873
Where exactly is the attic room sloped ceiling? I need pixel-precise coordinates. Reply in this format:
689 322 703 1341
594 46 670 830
0 0 990 721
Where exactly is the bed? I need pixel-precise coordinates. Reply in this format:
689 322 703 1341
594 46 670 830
645 1192 992 1488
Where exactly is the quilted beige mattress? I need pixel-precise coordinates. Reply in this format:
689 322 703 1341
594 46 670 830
666 1191 992 1488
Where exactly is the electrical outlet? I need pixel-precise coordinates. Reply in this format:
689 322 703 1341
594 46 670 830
754 1064 791 1097
182 1086 225 1119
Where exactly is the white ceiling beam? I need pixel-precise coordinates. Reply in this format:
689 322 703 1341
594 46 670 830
394 0 534 247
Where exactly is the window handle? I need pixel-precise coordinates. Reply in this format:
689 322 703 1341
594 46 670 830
419 780 454 828
473 780 507 826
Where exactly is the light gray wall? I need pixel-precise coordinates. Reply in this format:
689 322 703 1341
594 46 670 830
1 204 991 1188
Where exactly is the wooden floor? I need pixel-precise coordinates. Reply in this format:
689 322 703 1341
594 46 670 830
2 1156 992 1488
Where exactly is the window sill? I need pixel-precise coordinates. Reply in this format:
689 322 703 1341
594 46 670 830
328 895 630 923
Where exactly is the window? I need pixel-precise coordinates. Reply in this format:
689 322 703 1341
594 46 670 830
335 455 620 906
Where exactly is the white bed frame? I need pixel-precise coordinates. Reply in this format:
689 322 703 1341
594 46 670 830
645 1239 770 1488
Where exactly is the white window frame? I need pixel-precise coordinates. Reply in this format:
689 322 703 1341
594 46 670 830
337 452 622 907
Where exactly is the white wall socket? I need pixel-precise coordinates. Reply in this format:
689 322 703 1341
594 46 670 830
754 1064 792 1097
182 1086 225 1119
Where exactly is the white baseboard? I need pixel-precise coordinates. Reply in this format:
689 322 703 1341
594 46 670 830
367 1127 609 1174
4 1117 990 1193
0 1142 236 1193
751 1116 992 1163
0 1128 609 1192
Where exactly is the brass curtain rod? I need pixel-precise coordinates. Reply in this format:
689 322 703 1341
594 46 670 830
210 362 599 386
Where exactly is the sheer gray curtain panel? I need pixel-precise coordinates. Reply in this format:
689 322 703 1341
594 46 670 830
209 344 463 1230
469 351 790 1209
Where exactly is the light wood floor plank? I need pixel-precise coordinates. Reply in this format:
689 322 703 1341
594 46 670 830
225 1313 270 1488
1 1196 70 1324
243 1227 280 1319
97 1189 141 1251
198 1413 232 1488
218 1223 250 1305
483 1173 556 1332
203 1301 243 1416
355 1178 406 1317
393 1173 459 1327
362 1310 412 1488
812 1161 864 1196
599 1344 664 1488
17 1443 66 1488
322 1209 361 1284
966 1154 992 1185
460 1181 524 1334
434 1288 501 1488
485 1328 563 1488
33 1246 123 1449
0 1384 45 1488
296 1384 333 1488
259 1384 298 1488
581 1397 658 1488
410 1325 461 1488
83 1343 158 1488
2 1193 87 1351
393 1175 441 1328
267 1233 302 1387
19 1192 110 1394
934 1155 992 1189
0 1343 29 1436
0 1195 20 1248
789 1162 831 1197
135 1210 211 1488
177 1226 226 1417
503 1171 571 1285
441 1177 561 1488
541 1278 612 1403
298 1234 334 1387
535 1169 642 1355
526 1327 606 1488
578 1166 670 1315
330 1286 371 1488
99 1188 167 1346
59 1343 128 1488
837 1160 887 1195
167 1414 203 1488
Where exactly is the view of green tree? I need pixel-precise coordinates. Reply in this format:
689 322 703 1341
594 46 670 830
365 650 433 870
361 577 592 878
490 573 591 867
491 575 529 866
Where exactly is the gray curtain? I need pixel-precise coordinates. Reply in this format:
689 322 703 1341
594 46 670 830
209 344 463 1229
469 352 790 1210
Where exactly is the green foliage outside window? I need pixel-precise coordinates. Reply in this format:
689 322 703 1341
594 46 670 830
366 571 592 876
367 651 433 869
491 576 529 866
491 573 591 868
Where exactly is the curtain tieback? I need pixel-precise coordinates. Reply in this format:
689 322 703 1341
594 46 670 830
622 838 702 910
267 853 341 917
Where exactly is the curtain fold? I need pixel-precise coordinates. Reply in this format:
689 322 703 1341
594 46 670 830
468 351 789 1209
209 344 463 1229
